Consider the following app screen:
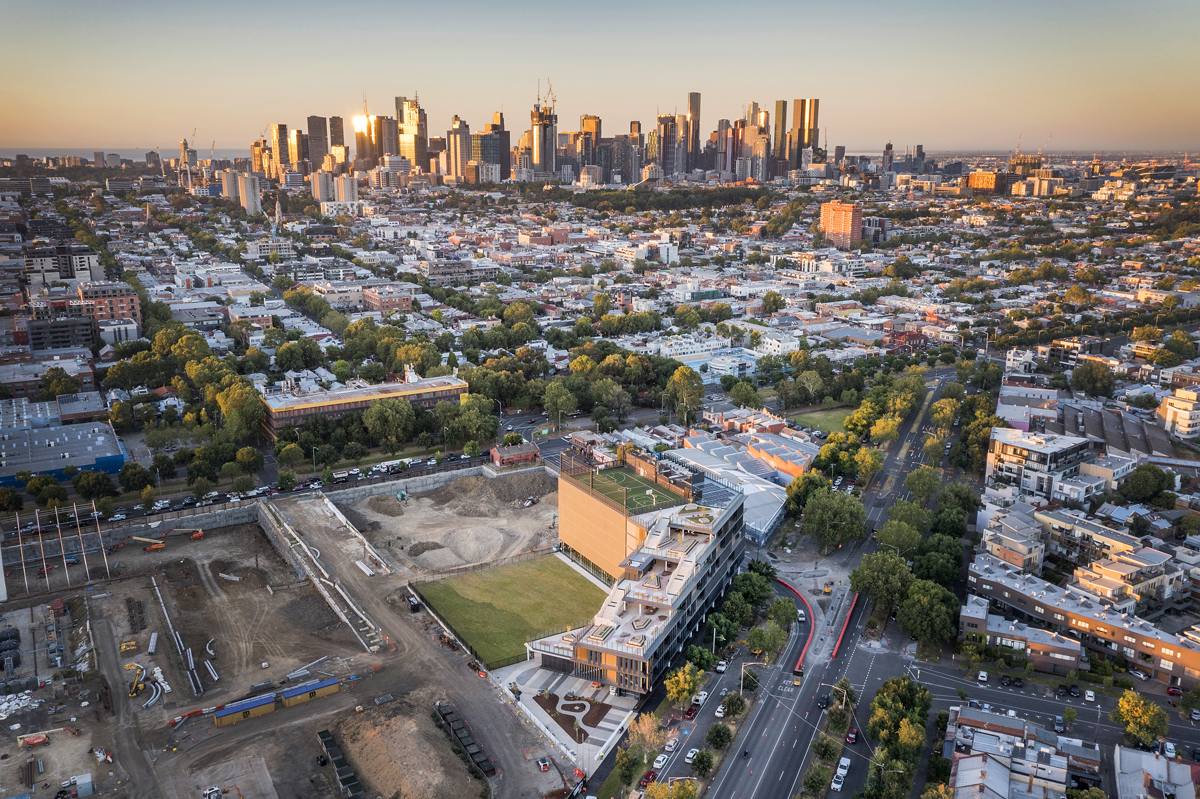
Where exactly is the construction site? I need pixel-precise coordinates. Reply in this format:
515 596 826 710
0 466 575 799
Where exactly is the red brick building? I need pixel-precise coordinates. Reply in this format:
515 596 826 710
818 201 863 249
363 285 414 314
490 441 540 467
885 330 930 354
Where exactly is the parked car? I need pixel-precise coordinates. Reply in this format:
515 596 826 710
977 671 989 684
831 774 845 792
1084 690 1096 702
1129 668 1150 681
1069 685 1080 697
1056 685 1069 697
653 754 668 769
1012 677 1023 688
685 749 699 764
715 660 727 673
1000 675 1011 686
684 707 698 720
1164 742 1177 759
715 706 725 718
1054 716 1065 732
1192 708 1200 722
846 728 858 744
692 691 708 707
1167 686 1184 696
664 737 678 753
638 770 657 788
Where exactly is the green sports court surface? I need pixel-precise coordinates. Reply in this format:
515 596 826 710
582 467 681 511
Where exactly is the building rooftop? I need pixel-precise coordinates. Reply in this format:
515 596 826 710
0 422 122 475
261 374 468 412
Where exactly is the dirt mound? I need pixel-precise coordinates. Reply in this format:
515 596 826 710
419 471 557 516
334 503 381 533
337 690 477 799
367 494 406 517
408 541 444 557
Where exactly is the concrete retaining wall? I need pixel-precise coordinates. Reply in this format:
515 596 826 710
321 467 485 504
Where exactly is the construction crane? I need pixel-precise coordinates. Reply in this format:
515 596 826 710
157 147 166 184
1037 132 1054 159
1014 133 1022 156
544 78 555 109
210 140 215 166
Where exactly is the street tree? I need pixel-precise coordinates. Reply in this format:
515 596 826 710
1063 706 1077 728
850 551 914 617
786 473 830 515
888 499 930 533
904 466 941 506
931 398 960 430
767 597 798 626
722 592 753 626
542 382 578 430
875 519 922 557
730 381 764 409
856 446 883 486
706 611 740 645
896 580 960 644
627 711 667 760
870 415 902 445
668 366 705 423
692 749 714 778
1110 689 1169 747
801 488 867 552
732 571 773 607
706 722 733 750
665 663 703 707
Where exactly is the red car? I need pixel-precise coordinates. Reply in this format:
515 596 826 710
846 728 858 744
684 707 698 720
1168 687 1184 696
639 770 658 788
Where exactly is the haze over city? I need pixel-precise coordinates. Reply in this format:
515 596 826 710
4 0 1200 153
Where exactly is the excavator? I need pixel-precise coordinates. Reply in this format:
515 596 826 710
128 665 145 698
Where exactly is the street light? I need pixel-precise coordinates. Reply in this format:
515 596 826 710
312 446 317 477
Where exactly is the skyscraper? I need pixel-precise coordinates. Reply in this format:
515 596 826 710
802 99 819 151
630 121 643 150
269 124 289 178
772 100 789 175
686 92 701 172
883 142 894 172
250 138 269 174
531 102 557 175
446 115 471 179
288 129 308 169
580 115 601 165
398 96 428 173
93 151 105 168
486 112 511 181
833 145 846 166
654 115 677 175
675 113 688 176
307 116 329 168
329 117 345 148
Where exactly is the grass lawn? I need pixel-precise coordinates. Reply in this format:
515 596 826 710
420 555 606 666
789 407 853 434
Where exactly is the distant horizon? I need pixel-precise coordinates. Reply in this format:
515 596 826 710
3 147 1194 164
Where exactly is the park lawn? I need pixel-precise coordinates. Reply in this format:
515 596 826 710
789 407 853 434
420 555 605 665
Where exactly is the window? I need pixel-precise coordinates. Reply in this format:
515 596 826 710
1035 606 1045 614
1160 659 1174 672
1124 636 1136 643
1123 647 1136 658
1162 647 1175 657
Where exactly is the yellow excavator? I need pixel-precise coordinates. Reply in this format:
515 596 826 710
128 665 145 697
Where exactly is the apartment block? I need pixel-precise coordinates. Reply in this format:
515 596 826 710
959 595 1083 673
1158 387 1200 440
968 553 1200 688
24 245 103 284
818 201 862 249
1071 547 1190 619
985 429 1091 500
416 259 501 287
77 281 141 329
259 372 468 439
530 454 745 694
362 284 413 314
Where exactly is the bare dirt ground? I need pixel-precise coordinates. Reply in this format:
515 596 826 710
335 685 480 799
337 472 560 574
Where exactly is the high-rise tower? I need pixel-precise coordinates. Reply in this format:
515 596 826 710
307 116 329 168
269 124 289 178
329 117 345 147
398 95 428 172
686 92 701 172
531 100 557 175
446 115 471 179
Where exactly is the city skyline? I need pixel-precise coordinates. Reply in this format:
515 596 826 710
4 1 1200 154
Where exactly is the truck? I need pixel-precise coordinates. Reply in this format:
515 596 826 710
333 470 350 483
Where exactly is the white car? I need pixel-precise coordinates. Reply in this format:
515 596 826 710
715 706 725 718
715 661 727 673
837 757 850 778
1164 742 1177 759
977 671 989 684
1084 690 1095 702
831 774 845 792
692 691 708 706
664 737 678 753
1129 668 1150 681
653 754 668 769
110 514 126 521
685 748 699 764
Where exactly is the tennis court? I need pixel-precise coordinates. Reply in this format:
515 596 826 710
586 467 681 511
